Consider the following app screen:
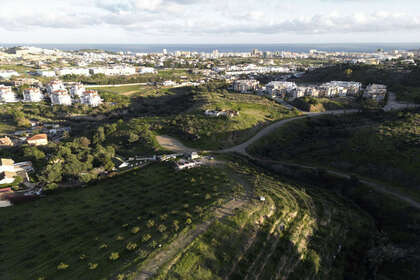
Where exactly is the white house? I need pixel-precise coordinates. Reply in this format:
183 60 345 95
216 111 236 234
46 80 65 95
70 83 86 98
23 88 44 102
50 90 72 106
0 85 18 103
79 90 103 107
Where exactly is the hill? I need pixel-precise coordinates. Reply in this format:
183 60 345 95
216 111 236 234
248 109 420 200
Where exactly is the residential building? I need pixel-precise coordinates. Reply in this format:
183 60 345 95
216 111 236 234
0 159 16 184
46 80 65 95
0 137 13 147
79 90 103 107
27 134 48 146
70 83 86 98
138 67 157 74
56 68 90 76
233 80 260 93
266 81 297 98
0 70 20 79
162 80 177 87
50 90 72 106
36 70 56 77
23 88 44 102
0 85 18 103
364 84 387 101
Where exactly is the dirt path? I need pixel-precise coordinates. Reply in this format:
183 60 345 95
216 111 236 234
155 135 197 153
258 158 420 209
135 198 247 280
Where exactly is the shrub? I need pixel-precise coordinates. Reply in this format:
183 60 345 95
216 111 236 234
57 262 69 270
158 224 167 233
173 220 180 231
109 252 120 261
185 218 192 225
126 242 137 251
142 233 152 242
116 235 125 240
99 243 108 249
147 219 155 228
138 250 148 259
88 263 98 270
131 227 140 234
79 254 88 260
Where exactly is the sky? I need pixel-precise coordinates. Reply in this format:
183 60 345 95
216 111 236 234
0 0 420 44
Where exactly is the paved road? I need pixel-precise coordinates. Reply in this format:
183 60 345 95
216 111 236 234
220 109 360 155
383 92 420 111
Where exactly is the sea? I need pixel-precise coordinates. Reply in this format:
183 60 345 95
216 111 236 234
1 43 420 53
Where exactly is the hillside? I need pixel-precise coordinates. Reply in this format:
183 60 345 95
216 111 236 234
247 109 420 200
0 163 240 280
154 158 376 280
155 86 300 149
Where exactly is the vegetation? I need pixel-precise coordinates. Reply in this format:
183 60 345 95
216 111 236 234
0 163 238 280
291 96 360 112
156 158 375 279
153 83 300 149
248 109 420 199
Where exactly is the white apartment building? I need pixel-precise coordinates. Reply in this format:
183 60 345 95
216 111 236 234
0 70 20 79
50 90 72 106
79 90 103 107
56 68 90 76
0 85 18 103
70 83 86 98
364 84 387 101
46 80 66 95
266 81 297 98
36 70 56 77
23 88 44 102
233 80 260 93
89 66 136 76
138 67 157 74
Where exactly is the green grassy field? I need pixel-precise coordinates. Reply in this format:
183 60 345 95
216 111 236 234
157 91 300 149
155 158 375 280
248 109 420 200
0 163 239 280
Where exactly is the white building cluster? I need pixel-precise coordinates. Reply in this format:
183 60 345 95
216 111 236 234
47 80 103 106
0 85 17 103
233 79 385 102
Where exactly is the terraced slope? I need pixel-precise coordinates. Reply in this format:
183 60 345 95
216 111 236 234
154 161 375 280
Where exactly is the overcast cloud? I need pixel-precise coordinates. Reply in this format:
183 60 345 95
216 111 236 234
0 0 419 43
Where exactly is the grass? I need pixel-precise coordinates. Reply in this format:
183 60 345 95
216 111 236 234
157 91 300 150
0 163 239 280
248 109 420 200
155 158 375 280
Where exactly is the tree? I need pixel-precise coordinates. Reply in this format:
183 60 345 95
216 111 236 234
93 127 105 144
345 68 353 77
24 147 45 160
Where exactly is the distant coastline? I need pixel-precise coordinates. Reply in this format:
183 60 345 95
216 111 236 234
1 43 420 53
